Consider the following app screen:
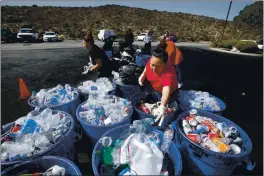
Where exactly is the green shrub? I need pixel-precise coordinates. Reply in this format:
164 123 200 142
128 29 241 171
217 40 239 49
210 41 218 48
234 41 258 52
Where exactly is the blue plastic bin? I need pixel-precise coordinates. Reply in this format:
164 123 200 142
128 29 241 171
1 110 77 168
77 82 117 103
92 124 182 175
2 156 82 176
177 90 226 115
135 54 151 67
28 88 81 118
130 91 179 126
76 101 133 144
130 91 157 119
172 110 255 175
113 79 140 100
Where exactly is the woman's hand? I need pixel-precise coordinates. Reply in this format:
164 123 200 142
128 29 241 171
138 74 146 86
153 105 166 120
138 67 147 86
90 58 102 72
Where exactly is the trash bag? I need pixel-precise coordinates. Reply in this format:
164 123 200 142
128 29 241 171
118 41 128 53
109 59 120 72
119 63 144 85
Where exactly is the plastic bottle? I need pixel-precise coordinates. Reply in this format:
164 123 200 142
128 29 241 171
79 110 94 119
21 114 39 134
56 84 64 91
160 125 174 153
112 71 120 78
40 108 52 118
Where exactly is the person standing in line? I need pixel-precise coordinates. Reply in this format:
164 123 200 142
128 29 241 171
160 35 184 88
103 36 115 59
143 31 153 55
124 28 134 50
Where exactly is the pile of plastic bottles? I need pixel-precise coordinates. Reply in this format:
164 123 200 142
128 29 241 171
1 109 71 162
30 84 78 108
182 109 243 154
112 71 123 85
179 90 221 111
98 119 175 175
78 78 114 95
79 95 131 126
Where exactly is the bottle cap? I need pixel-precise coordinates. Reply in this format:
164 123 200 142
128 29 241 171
189 109 197 115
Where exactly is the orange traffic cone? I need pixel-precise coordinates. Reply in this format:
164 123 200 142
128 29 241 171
19 78 31 100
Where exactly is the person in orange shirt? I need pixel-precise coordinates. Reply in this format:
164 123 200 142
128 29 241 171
160 36 183 87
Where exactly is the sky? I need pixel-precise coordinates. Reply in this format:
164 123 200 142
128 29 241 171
1 0 256 20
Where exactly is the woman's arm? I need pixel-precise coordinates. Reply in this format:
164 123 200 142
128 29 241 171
91 58 102 71
142 67 147 76
161 86 171 107
138 67 147 85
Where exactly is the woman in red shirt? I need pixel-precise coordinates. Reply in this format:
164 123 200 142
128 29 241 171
138 46 178 120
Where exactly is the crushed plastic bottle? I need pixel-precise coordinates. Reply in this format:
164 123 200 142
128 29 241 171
160 125 174 153
1 109 71 162
79 95 131 126
30 84 77 108
78 77 114 95
179 90 221 111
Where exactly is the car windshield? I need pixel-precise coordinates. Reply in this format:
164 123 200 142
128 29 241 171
45 32 55 35
20 29 33 33
257 40 263 45
140 33 147 36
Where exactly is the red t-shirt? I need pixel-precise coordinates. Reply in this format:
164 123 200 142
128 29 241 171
146 59 178 93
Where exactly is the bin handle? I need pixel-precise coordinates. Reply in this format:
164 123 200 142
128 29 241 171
174 129 182 148
242 155 256 171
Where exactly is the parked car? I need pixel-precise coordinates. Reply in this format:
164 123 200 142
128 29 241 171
17 28 38 42
98 29 115 41
1 28 17 42
257 39 263 50
136 33 147 41
43 31 58 42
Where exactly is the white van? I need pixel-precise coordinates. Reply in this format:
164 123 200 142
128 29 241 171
98 29 115 41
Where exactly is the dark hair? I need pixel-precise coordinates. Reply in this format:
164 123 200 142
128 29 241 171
152 45 168 63
157 43 167 50
83 31 94 44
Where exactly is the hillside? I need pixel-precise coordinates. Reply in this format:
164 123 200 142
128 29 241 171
1 4 263 41
234 1 263 31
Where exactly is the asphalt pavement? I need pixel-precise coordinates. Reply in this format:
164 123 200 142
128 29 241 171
1 40 210 50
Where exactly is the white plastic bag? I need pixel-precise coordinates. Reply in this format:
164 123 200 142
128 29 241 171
130 137 164 175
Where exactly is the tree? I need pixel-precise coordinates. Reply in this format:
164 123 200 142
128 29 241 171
233 1 263 29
